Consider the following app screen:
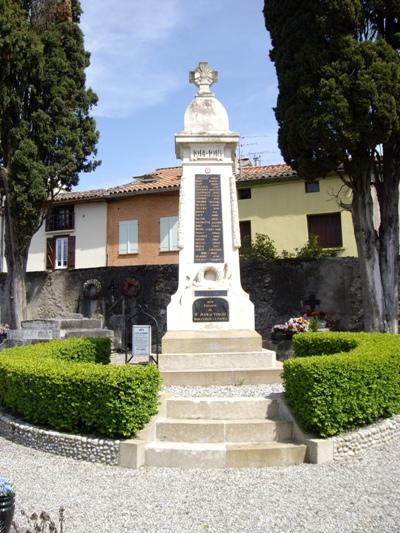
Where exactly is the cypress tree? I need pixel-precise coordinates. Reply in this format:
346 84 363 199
0 0 99 327
265 0 400 332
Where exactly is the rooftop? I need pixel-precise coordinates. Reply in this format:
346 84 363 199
53 163 297 203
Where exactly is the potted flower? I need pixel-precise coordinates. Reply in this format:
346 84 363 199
271 316 309 341
0 476 15 533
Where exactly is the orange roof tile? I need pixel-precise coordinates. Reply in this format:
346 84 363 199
52 163 297 203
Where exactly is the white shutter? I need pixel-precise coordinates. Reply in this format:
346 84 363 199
127 219 138 253
160 217 170 251
170 216 178 250
119 220 138 254
119 221 128 254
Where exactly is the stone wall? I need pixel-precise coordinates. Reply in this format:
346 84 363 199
0 258 363 339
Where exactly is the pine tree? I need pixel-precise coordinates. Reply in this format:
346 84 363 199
264 0 400 332
0 0 99 327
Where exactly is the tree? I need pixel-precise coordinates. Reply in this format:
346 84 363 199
0 0 99 328
264 0 400 332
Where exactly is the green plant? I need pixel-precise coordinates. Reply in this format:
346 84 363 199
0 338 161 438
308 317 319 332
284 332 400 437
240 233 278 261
294 234 342 259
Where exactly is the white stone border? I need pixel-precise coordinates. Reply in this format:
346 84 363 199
0 395 168 469
278 397 400 464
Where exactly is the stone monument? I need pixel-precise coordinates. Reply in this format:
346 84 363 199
162 62 261 354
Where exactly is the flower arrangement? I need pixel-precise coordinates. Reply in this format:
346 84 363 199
302 310 337 329
0 476 15 497
272 316 309 335
82 279 102 299
0 324 10 336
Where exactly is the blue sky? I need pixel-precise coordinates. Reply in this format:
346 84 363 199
77 0 282 191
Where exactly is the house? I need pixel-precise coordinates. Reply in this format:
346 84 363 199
0 163 359 273
236 163 358 256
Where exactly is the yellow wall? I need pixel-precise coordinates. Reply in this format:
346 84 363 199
238 175 358 256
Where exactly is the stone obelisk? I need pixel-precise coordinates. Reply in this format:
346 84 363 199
162 62 261 353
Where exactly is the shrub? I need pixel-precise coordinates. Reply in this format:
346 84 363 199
284 332 400 437
0 338 161 438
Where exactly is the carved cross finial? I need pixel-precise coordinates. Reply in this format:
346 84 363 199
189 62 218 95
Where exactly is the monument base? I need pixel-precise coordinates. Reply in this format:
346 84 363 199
161 329 262 354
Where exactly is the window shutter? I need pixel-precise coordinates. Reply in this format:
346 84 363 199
170 216 178 250
128 220 138 253
46 238 55 269
119 221 128 254
160 217 170 251
68 235 76 269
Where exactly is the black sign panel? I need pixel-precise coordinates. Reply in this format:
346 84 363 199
193 297 229 322
194 175 224 263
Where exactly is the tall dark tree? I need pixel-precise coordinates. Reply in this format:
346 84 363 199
0 0 99 327
264 0 400 332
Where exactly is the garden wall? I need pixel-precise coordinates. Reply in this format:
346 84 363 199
0 257 363 340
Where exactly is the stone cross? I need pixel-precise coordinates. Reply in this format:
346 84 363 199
189 61 218 95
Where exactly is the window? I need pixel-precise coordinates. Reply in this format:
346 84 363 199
46 235 75 269
305 181 320 193
160 216 178 251
56 237 68 268
238 188 252 200
119 219 138 254
307 213 342 247
239 220 251 242
46 205 74 231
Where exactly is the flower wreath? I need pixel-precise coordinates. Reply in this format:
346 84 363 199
121 277 141 298
82 278 102 299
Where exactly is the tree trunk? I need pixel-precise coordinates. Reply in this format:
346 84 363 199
1 167 29 329
351 170 385 331
377 148 399 333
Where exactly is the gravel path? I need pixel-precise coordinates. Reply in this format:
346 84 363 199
1 435 399 533
162 384 285 398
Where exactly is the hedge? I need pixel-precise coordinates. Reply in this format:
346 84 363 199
0 337 161 438
284 332 400 437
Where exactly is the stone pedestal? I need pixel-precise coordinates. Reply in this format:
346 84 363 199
163 62 260 355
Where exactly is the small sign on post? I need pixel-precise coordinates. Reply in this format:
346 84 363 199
132 325 151 362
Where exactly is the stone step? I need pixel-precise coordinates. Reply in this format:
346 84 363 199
145 441 307 468
166 397 279 420
161 367 283 386
158 350 276 371
156 418 292 443
64 329 113 339
22 318 103 330
162 330 262 354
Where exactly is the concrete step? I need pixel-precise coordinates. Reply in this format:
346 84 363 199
158 350 276 371
156 418 292 443
22 318 103 330
166 397 279 420
161 367 283 386
162 330 262 354
64 329 113 339
145 441 307 468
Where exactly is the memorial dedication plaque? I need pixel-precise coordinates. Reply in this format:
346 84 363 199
194 175 224 263
193 297 229 322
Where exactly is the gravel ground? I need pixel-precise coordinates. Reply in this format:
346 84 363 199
162 384 285 397
1 435 399 533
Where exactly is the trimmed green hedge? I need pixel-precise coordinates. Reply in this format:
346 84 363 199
284 332 400 437
0 337 161 438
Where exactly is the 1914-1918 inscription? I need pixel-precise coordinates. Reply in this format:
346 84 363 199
194 175 224 263
193 297 229 322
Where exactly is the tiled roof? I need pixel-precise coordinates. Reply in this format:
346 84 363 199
236 163 297 182
52 163 297 203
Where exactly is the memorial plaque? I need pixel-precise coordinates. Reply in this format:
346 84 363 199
194 290 228 297
132 325 151 359
194 175 224 263
193 297 229 322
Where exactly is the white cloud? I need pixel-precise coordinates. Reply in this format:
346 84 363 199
80 0 184 117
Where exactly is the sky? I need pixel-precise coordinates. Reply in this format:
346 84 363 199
77 0 282 191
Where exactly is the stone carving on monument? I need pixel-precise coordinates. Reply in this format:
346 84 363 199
162 61 262 354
